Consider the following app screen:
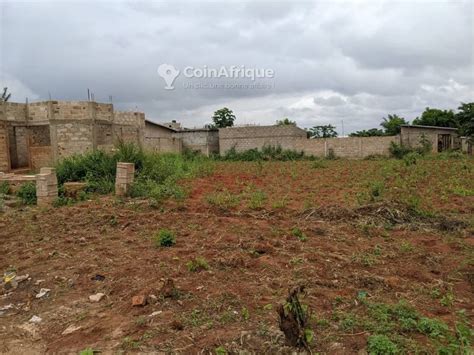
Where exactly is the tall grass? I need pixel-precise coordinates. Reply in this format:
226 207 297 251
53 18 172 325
55 141 214 201
220 145 312 161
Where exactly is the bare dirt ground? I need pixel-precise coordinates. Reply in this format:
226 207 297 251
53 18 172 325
1 159 473 354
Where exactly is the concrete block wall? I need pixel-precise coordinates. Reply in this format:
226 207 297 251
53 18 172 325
0 122 9 172
144 137 183 153
219 125 400 158
173 130 219 155
294 136 400 158
115 162 135 196
52 122 94 158
219 125 307 153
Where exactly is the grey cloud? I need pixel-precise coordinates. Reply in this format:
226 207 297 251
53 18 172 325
0 0 472 133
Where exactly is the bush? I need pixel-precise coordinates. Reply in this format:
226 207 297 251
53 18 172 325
389 142 412 159
403 152 422 166
55 143 213 202
154 228 176 247
186 257 209 272
220 145 309 161
0 181 10 195
16 182 37 205
367 335 398 355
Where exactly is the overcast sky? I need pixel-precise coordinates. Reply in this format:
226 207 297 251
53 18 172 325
1 0 473 133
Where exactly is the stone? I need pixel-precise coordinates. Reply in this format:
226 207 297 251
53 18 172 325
89 293 105 302
29 315 42 323
35 288 50 299
148 311 162 317
62 324 81 335
132 295 147 306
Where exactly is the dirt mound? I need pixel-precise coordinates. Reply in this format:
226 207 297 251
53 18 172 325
301 202 468 231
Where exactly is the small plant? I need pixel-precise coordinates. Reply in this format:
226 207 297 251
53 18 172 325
206 189 240 209
271 196 288 209
369 181 384 201
215 346 227 355
186 257 209 272
291 227 307 242
16 182 36 205
0 181 10 195
277 286 313 349
248 190 267 210
311 160 327 169
403 152 422 166
79 349 96 355
241 307 250 321
154 228 176 247
418 317 449 338
399 241 414 253
367 335 398 354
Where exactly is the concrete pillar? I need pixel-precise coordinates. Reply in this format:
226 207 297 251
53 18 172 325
115 162 135 196
36 167 58 207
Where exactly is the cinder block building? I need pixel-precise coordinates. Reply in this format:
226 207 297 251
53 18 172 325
0 100 144 172
400 125 460 153
145 119 219 156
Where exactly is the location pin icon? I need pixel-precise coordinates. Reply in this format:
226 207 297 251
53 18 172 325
157 64 180 90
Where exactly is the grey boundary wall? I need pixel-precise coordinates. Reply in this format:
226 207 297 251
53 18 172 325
219 125 400 158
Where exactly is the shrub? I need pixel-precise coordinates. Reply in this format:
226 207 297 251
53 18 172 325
291 227 307 242
389 142 412 159
418 317 449 338
55 143 213 202
220 145 309 161
311 160 327 169
367 335 398 355
0 181 10 195
403 152 422 166
154 228 176 247
16 182 36 205
186 257 209 272
369 181 384 201
206 190 240 209
248 190 267 209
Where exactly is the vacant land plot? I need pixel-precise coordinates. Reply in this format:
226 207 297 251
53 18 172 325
1 157 473 353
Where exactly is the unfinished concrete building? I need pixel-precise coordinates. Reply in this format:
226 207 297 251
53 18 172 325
0 101 144 173
400 125 460 153
144 119 219 156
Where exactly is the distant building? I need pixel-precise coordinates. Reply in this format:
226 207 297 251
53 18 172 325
400 125 460 153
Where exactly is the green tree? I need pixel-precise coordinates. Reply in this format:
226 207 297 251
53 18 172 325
455 102 474 137
349 128 385 137
308 125 338 138
412 107 456 127
276 118 296 126
212 107 236 128
380 114 408 135
1 87 11 102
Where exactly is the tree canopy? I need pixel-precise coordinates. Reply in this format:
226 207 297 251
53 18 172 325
349 128 385 137
212 107 236 128
308 125 338 138
412 108 456 127
455 102 474 137
380 114 408 135
276 118 296 126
